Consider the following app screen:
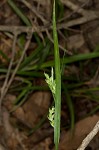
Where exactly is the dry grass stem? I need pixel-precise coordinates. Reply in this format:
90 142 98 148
77 121 99 150
0 32 32 124
0 34 17 123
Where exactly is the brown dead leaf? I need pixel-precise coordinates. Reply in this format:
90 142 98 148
59 115 99 150
67 34 84 50
4 92 51 128
23 91 51 127
2 107 27 150
67 34 90 54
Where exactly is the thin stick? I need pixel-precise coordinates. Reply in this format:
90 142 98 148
0 32 32 124
0 33 17 123
21 0 48 24
0 26 43 34
2 33 32 97
6 33 32 90
0 144 7 150
0 7 97 35
77 121 99 150
1 34 17 96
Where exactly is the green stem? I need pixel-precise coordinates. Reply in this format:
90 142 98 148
53 0 61 149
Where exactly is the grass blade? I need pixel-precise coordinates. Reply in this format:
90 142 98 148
62 83 75 131
53 0 61 149
8 0 41 44
8 0 31 26
41 52 99 68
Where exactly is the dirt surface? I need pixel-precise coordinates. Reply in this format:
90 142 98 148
0 0 99 150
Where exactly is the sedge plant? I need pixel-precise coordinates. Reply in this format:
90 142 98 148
45 0 61 149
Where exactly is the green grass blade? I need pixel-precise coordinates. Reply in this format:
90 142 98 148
41 52 99 68
62 83 75 131
14 87 29 105
53 0 61 149
19 52 99 70
57 0 64 19
8 0 31 26
19 43 43 70
36 42 51 69
8 0 41 44
10 90 30 112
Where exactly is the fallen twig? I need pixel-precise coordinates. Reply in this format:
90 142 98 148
21 0 48 24
0 34 17 124
0 144 7 150
0 32 32 124
77 121 99 150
